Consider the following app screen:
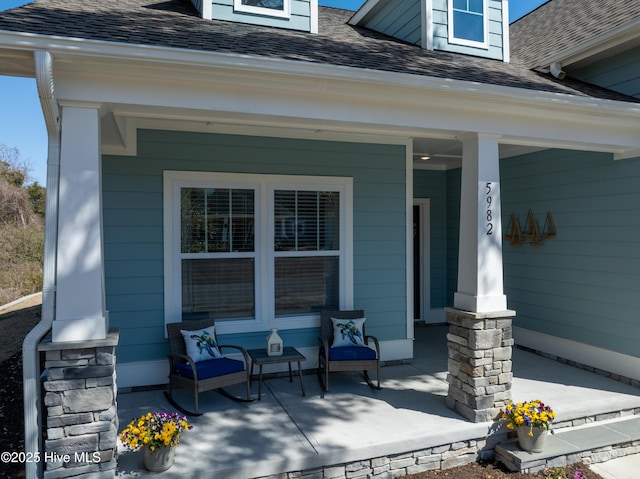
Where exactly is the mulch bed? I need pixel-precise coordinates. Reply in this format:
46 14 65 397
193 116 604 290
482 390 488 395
405 460 597 479
0 352 26 479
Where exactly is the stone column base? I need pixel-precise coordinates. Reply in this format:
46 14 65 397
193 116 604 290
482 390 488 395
39 328 119 479
445 308 515 423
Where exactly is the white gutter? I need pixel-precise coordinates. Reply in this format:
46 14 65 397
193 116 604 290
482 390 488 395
22 50 60 479
347 0 382 25
1 29 639 121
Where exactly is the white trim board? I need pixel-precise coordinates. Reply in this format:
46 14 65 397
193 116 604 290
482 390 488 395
514 326 640 383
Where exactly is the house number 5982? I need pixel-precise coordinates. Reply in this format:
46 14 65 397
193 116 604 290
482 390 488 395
485 182 494 235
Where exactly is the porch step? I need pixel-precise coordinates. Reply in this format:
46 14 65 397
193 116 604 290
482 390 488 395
495 416 640 473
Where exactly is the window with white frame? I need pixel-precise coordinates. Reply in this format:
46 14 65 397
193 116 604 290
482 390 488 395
273 189 340 317
180 187 256 319
234 0 291 18
449 0 488 47
164 172 353 333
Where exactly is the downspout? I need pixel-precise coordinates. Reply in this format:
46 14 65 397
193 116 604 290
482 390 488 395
23 50 60 479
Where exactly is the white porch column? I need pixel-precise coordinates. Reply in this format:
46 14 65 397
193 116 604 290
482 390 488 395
453 133 507 313
52 103 108 342
447 133 514 423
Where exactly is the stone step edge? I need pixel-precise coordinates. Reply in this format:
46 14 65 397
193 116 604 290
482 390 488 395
495 416 640 473
551 407 640 431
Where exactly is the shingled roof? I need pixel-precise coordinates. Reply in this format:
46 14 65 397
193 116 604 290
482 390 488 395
0 0 636 103
510 0 640 69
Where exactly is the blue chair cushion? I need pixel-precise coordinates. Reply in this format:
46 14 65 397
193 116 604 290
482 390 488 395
174 357 245 380
329 346 377 361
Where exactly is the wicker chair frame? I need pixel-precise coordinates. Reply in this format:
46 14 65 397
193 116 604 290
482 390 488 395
166 318 251 415
317 310 381 391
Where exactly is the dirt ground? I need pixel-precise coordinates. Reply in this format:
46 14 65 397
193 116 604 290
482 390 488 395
0 294 603 479
0 293 42 362
405 460 597 479
0 294 40 479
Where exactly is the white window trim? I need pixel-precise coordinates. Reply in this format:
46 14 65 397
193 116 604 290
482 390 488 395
233 0 291 19
163 171 353 336
447 0 489 49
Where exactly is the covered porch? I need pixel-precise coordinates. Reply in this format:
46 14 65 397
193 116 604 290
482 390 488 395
115 324 640 478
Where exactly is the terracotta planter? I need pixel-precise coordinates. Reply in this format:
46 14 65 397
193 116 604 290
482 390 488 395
516 426 548 452
142 445 175 472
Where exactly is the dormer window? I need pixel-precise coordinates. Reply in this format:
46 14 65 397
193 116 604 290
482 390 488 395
234 0 291 19
449 0 488 48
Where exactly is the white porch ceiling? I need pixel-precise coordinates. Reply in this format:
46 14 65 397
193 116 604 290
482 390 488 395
412 137 545 170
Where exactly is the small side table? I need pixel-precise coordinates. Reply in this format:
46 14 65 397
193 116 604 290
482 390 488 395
247 346 306 400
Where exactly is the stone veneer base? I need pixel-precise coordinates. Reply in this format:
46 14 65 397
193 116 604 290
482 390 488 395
255 435 503 479
39 328 119 479
445 308 516 423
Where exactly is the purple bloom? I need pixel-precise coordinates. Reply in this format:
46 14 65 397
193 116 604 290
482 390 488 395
574 472 586 479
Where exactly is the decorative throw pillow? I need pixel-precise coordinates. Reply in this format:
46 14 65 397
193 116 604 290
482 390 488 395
181 328 223 362
331 317 366 348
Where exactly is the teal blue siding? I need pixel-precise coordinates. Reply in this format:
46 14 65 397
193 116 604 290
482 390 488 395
360 0 422 46
413 168 462 309
414 170 446 309
571 46 640 99
211 0 312 32
501 149 640 357
412 168 461 311
190 0 204 14
432 0 505 61
223 328 319 350
358 0 504 59
103 130 407 363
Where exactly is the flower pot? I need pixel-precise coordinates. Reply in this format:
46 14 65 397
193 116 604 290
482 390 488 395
516 426 548 452
142 445 175 472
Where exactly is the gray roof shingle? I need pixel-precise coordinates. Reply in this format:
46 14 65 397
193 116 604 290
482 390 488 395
510 0 640 69
0 0 636 103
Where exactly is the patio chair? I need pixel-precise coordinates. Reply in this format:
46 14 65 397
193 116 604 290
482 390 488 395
166 316 251 415
318 309 381 391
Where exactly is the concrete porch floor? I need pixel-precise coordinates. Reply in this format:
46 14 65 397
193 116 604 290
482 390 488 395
115 325 640 478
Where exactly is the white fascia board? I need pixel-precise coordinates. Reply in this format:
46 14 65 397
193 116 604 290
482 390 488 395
614 147 640 161
423 0 433 51
0 47 34 77
348 0 383 26
502 0 510 63
2 29 640 121
535 17 640 69
5 31 640 156
310 0 318 34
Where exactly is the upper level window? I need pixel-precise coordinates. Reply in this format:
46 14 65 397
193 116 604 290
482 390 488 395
449 0 488 47
234 0 291 19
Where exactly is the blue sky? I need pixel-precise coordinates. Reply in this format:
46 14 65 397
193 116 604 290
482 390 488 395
0 0 548 185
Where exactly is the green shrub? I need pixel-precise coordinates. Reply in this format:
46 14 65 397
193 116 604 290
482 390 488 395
0 224 44 304
0 146 45 306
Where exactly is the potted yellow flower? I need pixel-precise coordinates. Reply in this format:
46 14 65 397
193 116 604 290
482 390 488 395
119 411 192 471
501 399 556 452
